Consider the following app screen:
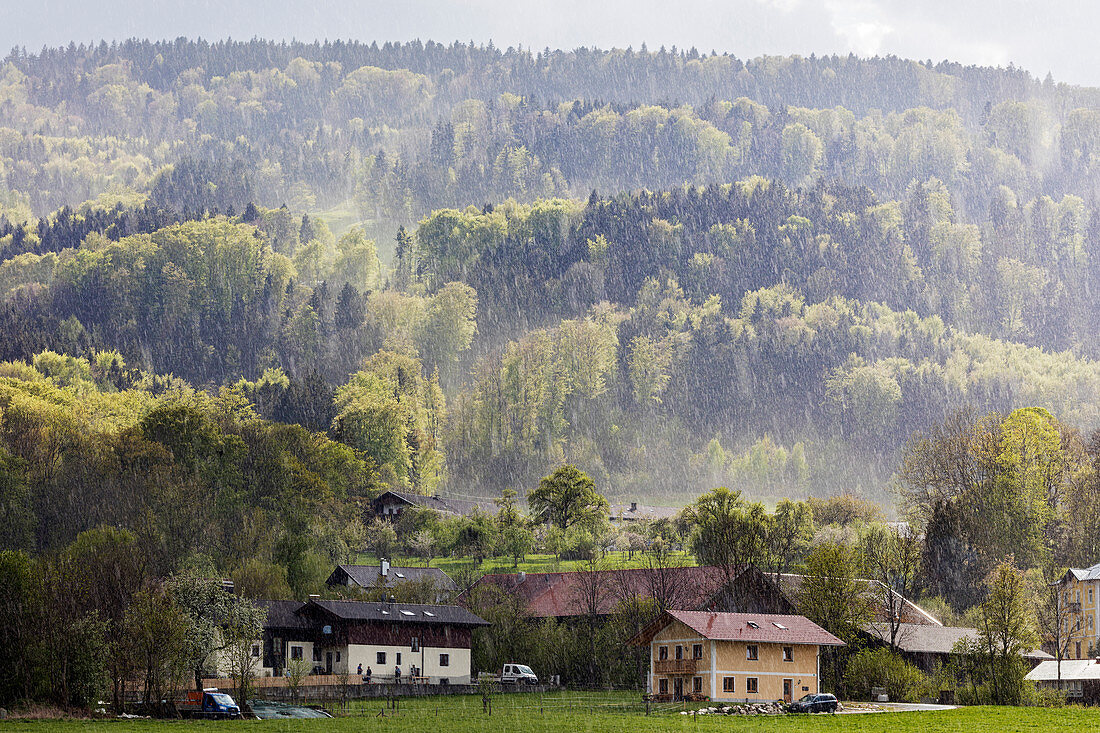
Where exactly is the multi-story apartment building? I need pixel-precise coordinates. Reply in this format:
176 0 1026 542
1057 563 1100 659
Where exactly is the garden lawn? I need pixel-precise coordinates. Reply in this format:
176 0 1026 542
354 550 699 576
1 691 1098 733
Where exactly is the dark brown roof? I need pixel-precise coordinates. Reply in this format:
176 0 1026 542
255 600 311 631
630 610 845 647
463 566 735 618
307 599 489 627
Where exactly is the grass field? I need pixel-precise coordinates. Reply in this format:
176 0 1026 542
353 550 700 577
1 690 1097 732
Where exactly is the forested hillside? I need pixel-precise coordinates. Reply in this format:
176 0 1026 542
4 40 1100 507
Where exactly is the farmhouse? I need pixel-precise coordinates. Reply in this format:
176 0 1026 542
372 490 494 519
253 598 488 684
462 564 941 625
462 565 789 621
628 610 844 702
608 501 681 523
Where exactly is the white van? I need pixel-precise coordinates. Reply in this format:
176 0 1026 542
500 663 538 685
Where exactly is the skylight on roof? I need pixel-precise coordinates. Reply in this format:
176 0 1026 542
773 622 787 629
401 610 414 616
396 573 405 578
424 611 435 617
747 621 759 628
381 610 390 614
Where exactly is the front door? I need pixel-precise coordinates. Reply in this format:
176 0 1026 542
673 677 683 701
325 651 333 674
783 679 792 703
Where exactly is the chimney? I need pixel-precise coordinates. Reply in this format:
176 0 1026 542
630 502 637 512
221 579 235 594
389 594 396 605
308 594 320 602
381 558 390 577
517 571 526 582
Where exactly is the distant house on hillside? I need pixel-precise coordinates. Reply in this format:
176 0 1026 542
608 501 682 524
628 610 844 702
326 560 457 603
372 490 494 519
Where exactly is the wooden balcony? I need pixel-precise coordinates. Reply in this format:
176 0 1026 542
654 659 697 675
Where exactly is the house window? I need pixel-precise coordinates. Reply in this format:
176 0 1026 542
783 646 793 662
290 646 303 660
1091 589 1095 604
658 679 668 695
692 644 703 660
411 637 420 652
377 652 386 665
440 653 450 667
251 644 260 658
693 677 702 693
746 678 759 694
675 645 683 660
658 645 668 661
439 678 449 685
722 677 735 693
336 652 341 663
1077 642 1082 659
313 647 322 662
746 645 758 661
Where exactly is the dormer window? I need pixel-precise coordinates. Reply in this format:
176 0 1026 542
747 622 759 629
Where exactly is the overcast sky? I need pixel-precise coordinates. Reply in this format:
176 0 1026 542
2 0 1097 87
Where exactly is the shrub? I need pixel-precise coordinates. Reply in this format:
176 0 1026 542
843 648 928 702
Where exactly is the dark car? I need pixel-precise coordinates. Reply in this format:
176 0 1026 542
787 692 838 713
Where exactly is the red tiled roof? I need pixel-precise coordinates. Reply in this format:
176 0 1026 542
657 610 844 647
463 566 734 618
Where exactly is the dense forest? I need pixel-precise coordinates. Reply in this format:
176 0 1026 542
4 40 1100 507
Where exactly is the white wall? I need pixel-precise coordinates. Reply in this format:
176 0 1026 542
345 644 472 684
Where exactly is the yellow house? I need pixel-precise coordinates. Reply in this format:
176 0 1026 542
628 610 844 703
1057 564 1100 659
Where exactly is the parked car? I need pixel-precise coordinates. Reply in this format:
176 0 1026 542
499 663 539 685
787 692 838 713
